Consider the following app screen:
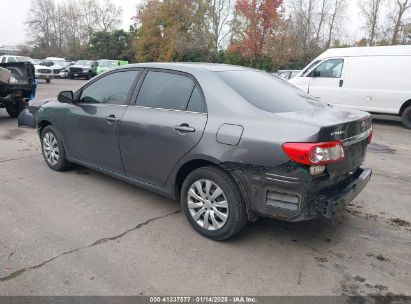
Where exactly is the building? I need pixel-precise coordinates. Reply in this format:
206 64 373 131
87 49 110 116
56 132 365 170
0 45 20 56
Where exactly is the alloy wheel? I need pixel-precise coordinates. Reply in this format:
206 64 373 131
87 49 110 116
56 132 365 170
42 132 60 166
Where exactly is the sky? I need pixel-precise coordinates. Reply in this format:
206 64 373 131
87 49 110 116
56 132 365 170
0 0 364 46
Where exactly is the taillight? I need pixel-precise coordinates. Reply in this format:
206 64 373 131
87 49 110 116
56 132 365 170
368 128 373 144
282 141 345 165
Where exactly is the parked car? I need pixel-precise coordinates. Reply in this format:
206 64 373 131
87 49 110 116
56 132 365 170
275 70 301 80
0 55 53 83
43 57 67 78
45 57 65 62
289 46 411 129
0 62 37 117
18 63 372 240
68 60 98 80
94 59 129 76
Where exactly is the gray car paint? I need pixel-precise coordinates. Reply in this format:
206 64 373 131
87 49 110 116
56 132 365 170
21 62 372 221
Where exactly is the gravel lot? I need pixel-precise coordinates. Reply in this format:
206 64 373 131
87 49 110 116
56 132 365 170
0 79 410 296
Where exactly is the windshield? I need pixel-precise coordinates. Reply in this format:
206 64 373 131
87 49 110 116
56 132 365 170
99 60 117 68
16 56 37 65
75 60 92 67
216 70 324 113
302 60 321 75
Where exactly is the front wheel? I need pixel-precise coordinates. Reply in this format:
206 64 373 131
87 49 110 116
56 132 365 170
181 166 248 240
41 126 71 171
401 105 411 129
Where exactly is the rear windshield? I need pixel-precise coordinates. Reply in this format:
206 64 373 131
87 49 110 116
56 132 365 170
216 70 324 113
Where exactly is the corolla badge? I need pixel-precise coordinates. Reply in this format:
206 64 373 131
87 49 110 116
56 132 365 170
331 131 346 136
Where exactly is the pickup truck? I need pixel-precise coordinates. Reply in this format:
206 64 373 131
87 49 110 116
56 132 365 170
0 62 37 118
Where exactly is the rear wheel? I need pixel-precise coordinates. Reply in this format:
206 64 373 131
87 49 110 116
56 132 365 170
5 101 25 118
401 105 411 129
41 126 71 171
181 166 247 240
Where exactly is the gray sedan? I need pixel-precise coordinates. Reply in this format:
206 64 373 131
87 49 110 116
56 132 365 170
19 63 372 240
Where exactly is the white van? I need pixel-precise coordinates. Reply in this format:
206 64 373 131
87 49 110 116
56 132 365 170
289 46 411 129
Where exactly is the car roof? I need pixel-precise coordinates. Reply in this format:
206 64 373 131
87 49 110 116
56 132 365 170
124 62 255 72
317 45 411 59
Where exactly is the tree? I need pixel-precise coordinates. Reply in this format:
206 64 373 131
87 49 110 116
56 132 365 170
230 0 284 66
89 30 133 60
359 0 384 46
286 0 346 62
326 0 346 48
389 0 411 44
133 0 212 62
25 0 122 58
210 0 234 55
287 0 318 60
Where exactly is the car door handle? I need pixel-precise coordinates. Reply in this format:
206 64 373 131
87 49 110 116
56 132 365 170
106 115 119 123
339 80 344 87
175 124 195 133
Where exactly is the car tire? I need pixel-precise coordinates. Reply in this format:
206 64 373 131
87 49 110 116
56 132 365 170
181 166 248 240
46 79 51 84
41 126 71 171
5 101 25 118
401 105 411 129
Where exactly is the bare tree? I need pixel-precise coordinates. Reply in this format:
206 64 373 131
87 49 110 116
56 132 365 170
26 0 58 50
287 0 346 61
389 0 411 44
288 0 319 57
210 0 234 54
25 0 122 57
313 0 331 44
359 0 384 46
93 0 122 32
326 0 346 48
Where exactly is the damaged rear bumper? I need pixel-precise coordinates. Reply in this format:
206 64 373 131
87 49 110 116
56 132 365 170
223 162 372 222
315 168 372 218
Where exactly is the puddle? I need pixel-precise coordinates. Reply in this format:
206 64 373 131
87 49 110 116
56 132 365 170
1 129 26 140
367 143 397 154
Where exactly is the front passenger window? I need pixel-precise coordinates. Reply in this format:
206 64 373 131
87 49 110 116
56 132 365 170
311 59 344 78
80 70 139 105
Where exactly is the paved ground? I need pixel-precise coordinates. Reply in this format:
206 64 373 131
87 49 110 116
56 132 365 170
0 79 410 296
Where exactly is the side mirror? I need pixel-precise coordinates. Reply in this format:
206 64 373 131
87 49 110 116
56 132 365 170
58 91 74 104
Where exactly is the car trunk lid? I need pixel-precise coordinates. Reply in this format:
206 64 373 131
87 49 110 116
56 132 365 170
277 107 372 176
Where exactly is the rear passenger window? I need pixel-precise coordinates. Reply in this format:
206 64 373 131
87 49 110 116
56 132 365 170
187 86 206 113
137 71 195 111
